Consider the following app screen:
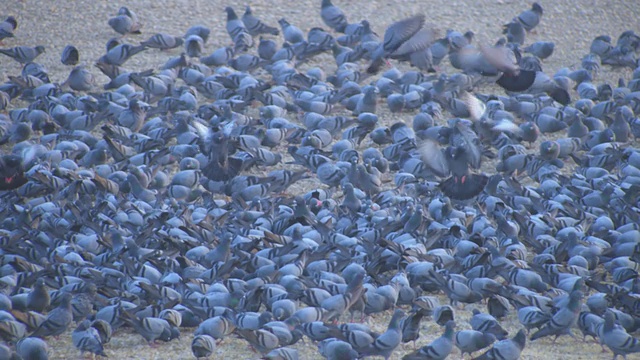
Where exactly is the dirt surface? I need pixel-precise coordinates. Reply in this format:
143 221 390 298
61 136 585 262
1 0 640 359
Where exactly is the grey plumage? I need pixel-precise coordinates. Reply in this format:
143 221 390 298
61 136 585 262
0 45 45 63
99 43 147 65
243 6 279 36
61 45 79 65
359 309 404 359
141 33 184 50
321 0 349 33
530 290 583 341
16 337 49 360
455 330 496 358
516 2 543 32
108 7 142 36
473 329 526 360
192 334 216 359
600 310 640 360
72 320 107 357
31 293 73 338
402 320 455 360
524 41 555 60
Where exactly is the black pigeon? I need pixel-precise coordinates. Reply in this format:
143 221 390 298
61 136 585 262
439 146 488 200
0 155 27 191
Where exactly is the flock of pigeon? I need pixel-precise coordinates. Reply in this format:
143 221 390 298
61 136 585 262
1 1 640 359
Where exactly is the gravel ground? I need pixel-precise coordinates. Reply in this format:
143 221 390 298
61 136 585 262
2 0 640 359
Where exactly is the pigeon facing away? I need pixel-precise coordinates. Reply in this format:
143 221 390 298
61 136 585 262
61 44 80 65
16 337 49 360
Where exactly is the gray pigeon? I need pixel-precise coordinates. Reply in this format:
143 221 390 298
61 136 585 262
455 330 496 358
61 44 80 65
99 43 147 66
0 45 45 63
515 2 543 32
321 0 349 33
192 334 216 359
31 293 73 338
72 320 107 357
473 329 526 360
600 310 640 360
141 33 184 50
402 320 455 360
243 6 279 36
530 290 583 341
16 337 49 360
108 7 142 36
524 41 554 60
359 309 404 359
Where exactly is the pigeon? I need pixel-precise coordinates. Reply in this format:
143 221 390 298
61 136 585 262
402 320 455 360
359 309 404 359
321 0 349 33
530 290 583 342
420 142 488 200
0 45 45 63
524 41 555 60
122 313 179 346
192 334 216 359
242 6 279 36
0 16 17 43
0 154 27 190
98 43 147 65
600 310 640 360
141 33 184 50
72 320 107 358
108 6 142 36
455 330 497 358
515 2 544 32
27 279 50 313
473 329 526 360
61 44 80 65
16 337 49 360
367 14 438 74
31 293 73 338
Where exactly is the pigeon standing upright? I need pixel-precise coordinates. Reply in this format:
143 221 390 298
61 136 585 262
600 310 640 359
515 3 543 32
402 320 455 360
359 309 404 359
321 0 349 33
530 290 583 341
